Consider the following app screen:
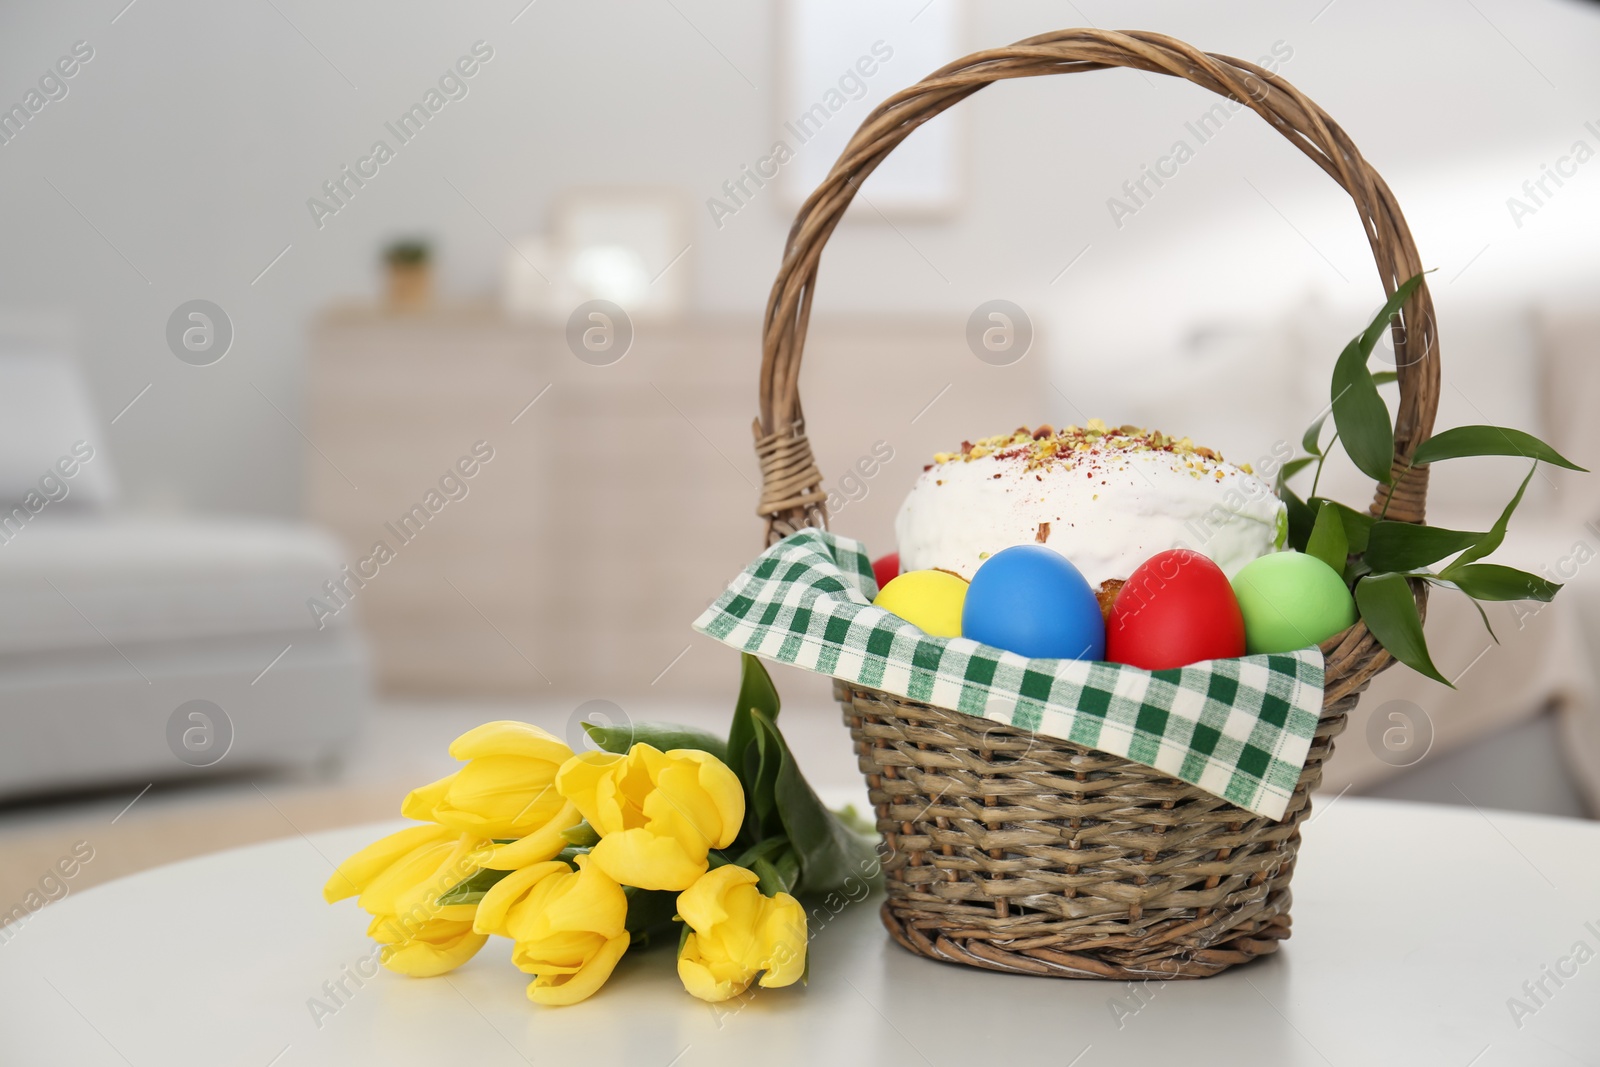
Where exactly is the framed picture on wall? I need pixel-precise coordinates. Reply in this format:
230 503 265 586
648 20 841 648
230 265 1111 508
775 0 963 219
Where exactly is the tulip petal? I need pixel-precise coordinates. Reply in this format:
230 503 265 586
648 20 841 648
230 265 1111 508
378 920 487 977
439 756 565 835
646 764 723 852
590 828 706 891
473 861 569 937
526 932 631 1006
323 823 455 903
475 801 580 871
539 856 628 940
450 721 574 765
676 864 756 931
375 834 482 919
756 893 807 988
677 934 751 1003
673 749 746 848
513 930 606 974
400 773 455 824
556 751 626 828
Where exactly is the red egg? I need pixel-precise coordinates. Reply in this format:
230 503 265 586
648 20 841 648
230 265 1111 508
871 552 900 593
1105 550 1246 669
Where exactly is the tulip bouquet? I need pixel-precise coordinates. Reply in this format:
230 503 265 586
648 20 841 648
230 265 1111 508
323 655 881 1006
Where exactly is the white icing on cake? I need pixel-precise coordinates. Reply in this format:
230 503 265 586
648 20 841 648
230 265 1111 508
895 422 1286 587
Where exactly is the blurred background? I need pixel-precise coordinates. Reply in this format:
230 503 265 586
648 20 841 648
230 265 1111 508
3 0 1599 913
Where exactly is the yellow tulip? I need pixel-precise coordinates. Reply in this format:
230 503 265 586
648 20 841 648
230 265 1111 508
676 865 807 1002
323 823 488 977
556 744 744 891
402 721 582 870
474 855 631 1006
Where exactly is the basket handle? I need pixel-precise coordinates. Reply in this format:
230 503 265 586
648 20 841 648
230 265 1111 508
754 28 1440 544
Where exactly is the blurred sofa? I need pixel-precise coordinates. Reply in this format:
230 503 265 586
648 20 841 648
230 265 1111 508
0 323 369 801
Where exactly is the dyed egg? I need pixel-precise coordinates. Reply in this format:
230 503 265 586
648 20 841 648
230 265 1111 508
1106 550 1245 669
874 569 967 638
1231 550 1357 654
871 552 900 594
961 545 1105 660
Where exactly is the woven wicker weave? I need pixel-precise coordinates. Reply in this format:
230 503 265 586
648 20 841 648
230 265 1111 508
753 29 1440 979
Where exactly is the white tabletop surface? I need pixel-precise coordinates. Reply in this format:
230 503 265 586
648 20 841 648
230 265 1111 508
2 796 1597 1066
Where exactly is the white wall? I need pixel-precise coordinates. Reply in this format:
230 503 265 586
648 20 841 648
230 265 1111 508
0 0 1596 516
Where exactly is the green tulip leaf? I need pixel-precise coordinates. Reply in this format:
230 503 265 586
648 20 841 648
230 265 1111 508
560 820 600 848
581 720 728 765
750 842 801 897
437 865 513 906
1442 563 1560 603
748 709 785 840
1355 573 1451 687
1331 273 1427 484
1363 522 1485 573
624 887 680 945
749 709 881 896
1411 425 1586 471
1305 501 1350 574
729 653 779 786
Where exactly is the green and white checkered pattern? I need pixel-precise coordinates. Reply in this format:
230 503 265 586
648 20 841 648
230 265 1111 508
693 529 1325 821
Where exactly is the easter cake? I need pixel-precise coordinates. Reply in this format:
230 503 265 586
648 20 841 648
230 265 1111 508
895 420 1287 610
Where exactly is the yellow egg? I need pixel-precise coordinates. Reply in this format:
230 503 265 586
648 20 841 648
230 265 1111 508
873 569 968 638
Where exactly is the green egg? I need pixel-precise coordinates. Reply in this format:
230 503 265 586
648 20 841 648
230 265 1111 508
1231 550 1357 654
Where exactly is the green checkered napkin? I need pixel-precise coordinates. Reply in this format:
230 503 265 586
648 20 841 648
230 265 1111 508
693 529 1324 821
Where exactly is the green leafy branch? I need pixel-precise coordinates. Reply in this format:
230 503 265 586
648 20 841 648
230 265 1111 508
1277 271 1585 686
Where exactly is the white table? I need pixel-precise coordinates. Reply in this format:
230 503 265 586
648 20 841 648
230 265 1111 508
2 798 1596 1066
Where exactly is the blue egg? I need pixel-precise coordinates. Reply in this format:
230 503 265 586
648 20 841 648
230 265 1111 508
961 545 1106 660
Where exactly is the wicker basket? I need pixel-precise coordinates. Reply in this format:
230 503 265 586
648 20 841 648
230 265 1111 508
751 29 1441 979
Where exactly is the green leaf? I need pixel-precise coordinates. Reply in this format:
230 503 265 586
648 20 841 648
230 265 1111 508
1309 498 1375 554
750 709 881 896
560 821 600 848
748 707 785 840
1446 465 1536 571
728 654 784 841
624 887 680 945
1280 482 1316 553
1331 273 1427 484
437 865 512 906
1464 592 1499 644
1371 370 1399 386
583 720 728 764
1302 409 1332 457
750 842 801 897
1412 426 1586 472
1276 456 1317 487
733 835 793 868
1443 563 1560 603
1363 522 1485 573
728 653 780 786
1305 501 1349 574
1355 573 1450 687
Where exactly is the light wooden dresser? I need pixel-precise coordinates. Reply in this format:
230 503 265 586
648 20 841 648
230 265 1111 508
306 307 1047 699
